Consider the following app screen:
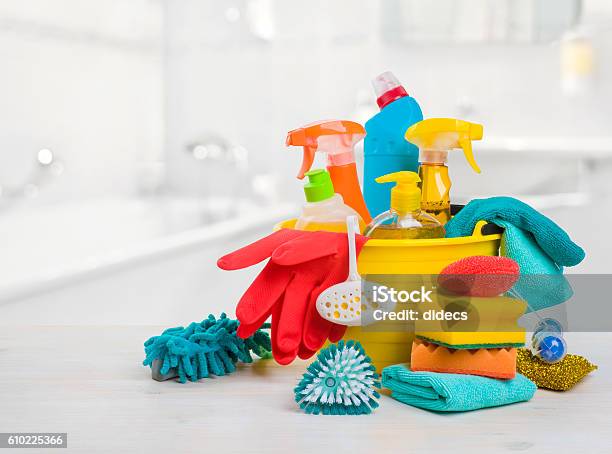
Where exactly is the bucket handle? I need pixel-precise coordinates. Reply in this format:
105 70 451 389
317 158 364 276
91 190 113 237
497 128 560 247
453 205 503 237
472 220 503 237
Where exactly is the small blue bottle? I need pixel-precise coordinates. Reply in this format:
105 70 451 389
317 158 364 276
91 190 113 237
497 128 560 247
531 318 567 364
364 71 423 218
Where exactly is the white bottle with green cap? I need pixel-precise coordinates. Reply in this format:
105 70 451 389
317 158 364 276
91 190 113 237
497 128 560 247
295 169 365 233
364 171 445 239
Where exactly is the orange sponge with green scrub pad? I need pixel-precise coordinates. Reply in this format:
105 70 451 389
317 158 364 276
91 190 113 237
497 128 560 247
438 256 520 297
416 331 526 349
410 338 517 379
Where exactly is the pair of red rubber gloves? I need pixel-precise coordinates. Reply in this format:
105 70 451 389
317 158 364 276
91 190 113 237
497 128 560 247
217 229 368 365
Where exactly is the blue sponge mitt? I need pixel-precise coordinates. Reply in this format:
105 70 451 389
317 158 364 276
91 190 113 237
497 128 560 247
143 313 271 383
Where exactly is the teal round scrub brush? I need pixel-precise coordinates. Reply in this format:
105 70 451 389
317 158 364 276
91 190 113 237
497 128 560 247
294 340 380 415
143 313 271 383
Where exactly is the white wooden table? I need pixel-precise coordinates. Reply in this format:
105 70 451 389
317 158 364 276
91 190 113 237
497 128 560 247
0 327 609 453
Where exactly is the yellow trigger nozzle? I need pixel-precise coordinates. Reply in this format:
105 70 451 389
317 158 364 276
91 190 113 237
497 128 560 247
375 171 421 214
460 122 483 173
405 118 483 174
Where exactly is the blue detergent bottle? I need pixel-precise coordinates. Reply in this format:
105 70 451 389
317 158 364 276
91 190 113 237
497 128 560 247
364 71 423 218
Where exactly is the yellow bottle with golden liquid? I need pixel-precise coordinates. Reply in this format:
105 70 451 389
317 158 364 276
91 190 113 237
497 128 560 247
405 118 483 224
295 169 365 232
364 171 445 239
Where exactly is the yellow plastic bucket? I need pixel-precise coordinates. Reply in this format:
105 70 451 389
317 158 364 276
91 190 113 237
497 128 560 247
274 219 502 371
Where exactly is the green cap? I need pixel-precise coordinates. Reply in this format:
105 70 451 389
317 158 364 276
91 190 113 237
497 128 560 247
303 169 335 202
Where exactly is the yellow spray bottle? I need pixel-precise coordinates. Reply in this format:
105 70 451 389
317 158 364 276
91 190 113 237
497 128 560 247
405 118 483 224
364 171 445 239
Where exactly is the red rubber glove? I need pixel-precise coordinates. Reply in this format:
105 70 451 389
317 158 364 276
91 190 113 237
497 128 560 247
217 229 368 365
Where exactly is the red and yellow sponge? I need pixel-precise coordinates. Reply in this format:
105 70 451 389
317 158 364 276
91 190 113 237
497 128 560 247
411 256 523 379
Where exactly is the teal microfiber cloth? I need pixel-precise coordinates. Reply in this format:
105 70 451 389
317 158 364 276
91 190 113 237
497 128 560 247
143 313 271 383
498 220 574 312
382 364 536 412
445 197 584 311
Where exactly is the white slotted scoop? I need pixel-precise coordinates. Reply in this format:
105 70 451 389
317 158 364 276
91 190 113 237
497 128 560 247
316 216 363 326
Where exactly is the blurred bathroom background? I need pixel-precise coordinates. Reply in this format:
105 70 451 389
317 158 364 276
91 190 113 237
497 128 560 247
0 0 611 325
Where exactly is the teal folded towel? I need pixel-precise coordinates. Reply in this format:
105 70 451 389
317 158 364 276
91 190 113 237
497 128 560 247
497 219 574 311
445 197 584 311
382 364 537 412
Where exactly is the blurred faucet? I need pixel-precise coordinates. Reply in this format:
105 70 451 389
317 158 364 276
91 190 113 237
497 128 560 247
0 148 63 205
186 134 249 172
184 134 285 205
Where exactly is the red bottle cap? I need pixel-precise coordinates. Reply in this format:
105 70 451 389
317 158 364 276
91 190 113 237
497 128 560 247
372 71 409 109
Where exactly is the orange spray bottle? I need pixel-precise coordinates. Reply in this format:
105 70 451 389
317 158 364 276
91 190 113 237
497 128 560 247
286 120 372 224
